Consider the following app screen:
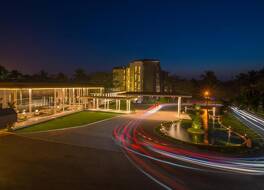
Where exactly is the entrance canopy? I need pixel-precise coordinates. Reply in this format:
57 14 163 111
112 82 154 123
120 92 192 98
0 82 104 90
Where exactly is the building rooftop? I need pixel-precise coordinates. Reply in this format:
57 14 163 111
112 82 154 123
112 66 126 70
0 82 104 89
122 91 192 98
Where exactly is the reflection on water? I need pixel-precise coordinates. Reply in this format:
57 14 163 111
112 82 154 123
163 109 244 146
167 121 190 142
165 121 243 145
202 109 209 144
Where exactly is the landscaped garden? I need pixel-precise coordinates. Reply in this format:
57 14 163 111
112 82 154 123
221 112 264 150
155 107 264 155
16 111 120 133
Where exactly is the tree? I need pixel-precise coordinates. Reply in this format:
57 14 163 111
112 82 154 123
73 68 88 82
200 70 218 88
233 69 264 111
32 70 49 81
89 72 113 89
7 70 23 81
55 72 68 82
0 65 8 81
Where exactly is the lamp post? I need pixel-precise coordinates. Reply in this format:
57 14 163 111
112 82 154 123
204 90 210 121
204 90 210 108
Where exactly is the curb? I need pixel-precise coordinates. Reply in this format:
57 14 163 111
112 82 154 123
16 115 123 134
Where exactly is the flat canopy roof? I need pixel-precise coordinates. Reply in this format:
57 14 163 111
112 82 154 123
0 82 104 89
81 95 136 100
121 92 192 98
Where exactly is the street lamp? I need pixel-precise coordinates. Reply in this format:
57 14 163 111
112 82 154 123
204 90 210 106
204 91 209 98
204 90 210 121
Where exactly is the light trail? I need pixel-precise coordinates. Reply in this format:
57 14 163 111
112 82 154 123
230 106 264 134
113 104 264 189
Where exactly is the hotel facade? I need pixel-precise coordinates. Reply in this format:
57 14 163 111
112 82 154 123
113 59 168 93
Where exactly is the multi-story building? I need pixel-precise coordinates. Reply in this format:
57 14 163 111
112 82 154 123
112 67 126 91
113 59 168 93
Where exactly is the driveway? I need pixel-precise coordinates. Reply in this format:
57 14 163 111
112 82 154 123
0 114 163 190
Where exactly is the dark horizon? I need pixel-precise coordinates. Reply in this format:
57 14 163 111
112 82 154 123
1 0 264 79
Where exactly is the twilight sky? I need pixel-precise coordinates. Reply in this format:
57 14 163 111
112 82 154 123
0 0 264 79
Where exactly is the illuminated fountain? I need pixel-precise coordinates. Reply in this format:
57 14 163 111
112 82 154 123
159 109 245 146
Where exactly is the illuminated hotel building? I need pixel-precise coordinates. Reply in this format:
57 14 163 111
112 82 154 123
113 59 168 93
112 67 126 91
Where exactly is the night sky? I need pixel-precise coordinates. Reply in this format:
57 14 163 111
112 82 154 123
1 0 264 79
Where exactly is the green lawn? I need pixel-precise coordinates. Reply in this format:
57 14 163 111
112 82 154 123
16 111 120 133
221 112 260 140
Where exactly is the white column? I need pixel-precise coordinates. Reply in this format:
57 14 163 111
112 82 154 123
20 90 23 105
96 98 99 109
77 88 80 105
118 100 121 111
177 97 181 118
54 89 57 113
14 90 17 109
126 100 128 111
43 96 46 106
128 100 131 112
93 98 95 109
116 99 118 110
104 98 107 109
84 98 87 109
29 89 32 114
72 88 75 105
107 99 110 109
213 107 216 118
62 88 65 112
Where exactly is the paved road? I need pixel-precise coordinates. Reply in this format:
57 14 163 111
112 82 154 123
1 106 264 190
113 105 264 190
0 114 163 190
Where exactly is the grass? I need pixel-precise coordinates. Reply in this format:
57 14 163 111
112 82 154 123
221 112 261 141
16 111 120 133
221 112 264 152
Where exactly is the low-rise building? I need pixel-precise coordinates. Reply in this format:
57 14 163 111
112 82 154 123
0 82 104 122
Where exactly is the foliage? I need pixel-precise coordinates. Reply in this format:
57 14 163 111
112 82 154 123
73 68 88 82
89 72 113 89
186 110 204 134
221 112 263 144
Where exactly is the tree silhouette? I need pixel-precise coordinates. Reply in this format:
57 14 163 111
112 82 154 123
7 70 23 81
73 68 88 82
0 65 8 81
56 72 68 82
